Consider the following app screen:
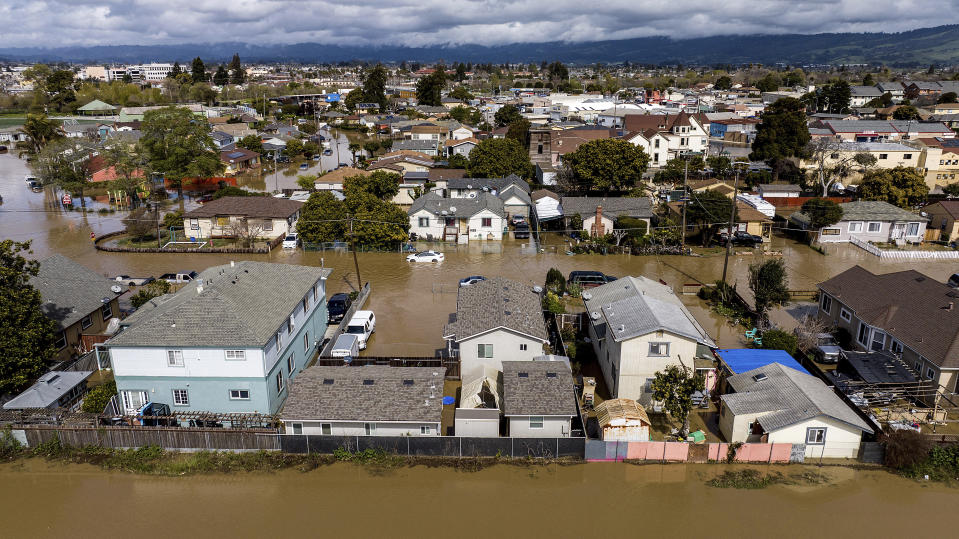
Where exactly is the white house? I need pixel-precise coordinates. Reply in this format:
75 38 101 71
502 361 578 438
444 278 549 382
281 366 444 436
445 138 479 158
622 112 709 167
584 276 716 405
790 200 928 244
408 191 506 242
559 196 654 237
181 196 303 241
719 363 873 458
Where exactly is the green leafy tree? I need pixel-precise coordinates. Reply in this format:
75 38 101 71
563 139 649 193
348 142 361 166
0 240 57 394
45 70 77 112
80 380 117 413
545 268 565 294
943 183 959 197
139 106 224 199
361 64 388 110
130 280 171 309
17 113 62 154
35 139 95 207
363 141 380 158
755 73 782 93
449 105 481 125
236 134 263 154
349 195 410 249
297 191 347 243
343 171 400 201
547 61 569 82
650 365 705 436
213 185 262 199
505 118 530 146
893 105 920 120
162 209 184 229
213 65 229 86
104 140 146 198
858 166 929 208
800 198 844 230
229 53 245 85
449 85 474 102
615 216 648 245
748 259 790 319
865 93 894 108
343 88 363 112
296 174 317 191
686 189 735 246
415 69 446 106
749 97 810 174
939 92 958 104
466 137 534 179
191 57 207 83
653 155 705 185
494 104 523 127
284 138 304 158
758 329 798 355
862 73 875 86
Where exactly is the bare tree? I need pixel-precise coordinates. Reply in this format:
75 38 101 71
610 228 627 246
805 138 877 195
793 313 832 353
229 220 265 248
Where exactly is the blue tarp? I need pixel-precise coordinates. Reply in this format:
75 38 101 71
715 349 808 375
441 396 456 405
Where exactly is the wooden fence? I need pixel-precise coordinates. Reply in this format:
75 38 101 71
16 426 280 451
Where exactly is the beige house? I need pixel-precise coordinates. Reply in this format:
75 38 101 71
182 196 303 240
584 276 716 405
916 139 959 190
922 200 959 242
719 363 873 458
818 266 959 396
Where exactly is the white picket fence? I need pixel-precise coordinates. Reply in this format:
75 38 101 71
850 236 959 260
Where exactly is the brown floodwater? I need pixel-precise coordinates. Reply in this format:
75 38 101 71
4 150 959 355
1 460 957 538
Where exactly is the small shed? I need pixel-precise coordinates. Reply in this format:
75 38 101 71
76 99 117 116
595 398 651 442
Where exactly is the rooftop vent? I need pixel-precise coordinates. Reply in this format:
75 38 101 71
403 379 414 386
753 373 768 382
582 292 592 300
363 379 374 385
518 372 529 378
590 312 601 320
546 372 557 378
323 379 334 385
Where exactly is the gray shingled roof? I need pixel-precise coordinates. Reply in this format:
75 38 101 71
837 201 927 223
32 254 124 330
721 363 872 434
183 196 302 219
392 139 439 152
107 261 331 348
281 366 445 422
444 277 548 342
408 191 505 218
3 371 93 409
447 174 530 193
819 265 959 369
583 276 715 346
502 361 577 416
559 196 653 220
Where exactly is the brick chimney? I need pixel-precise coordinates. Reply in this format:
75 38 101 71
591 205 605 236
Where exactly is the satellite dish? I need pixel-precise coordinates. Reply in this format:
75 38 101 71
450 206 457 213
110 285 123 294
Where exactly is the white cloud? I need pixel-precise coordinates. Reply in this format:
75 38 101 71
0 0 957 47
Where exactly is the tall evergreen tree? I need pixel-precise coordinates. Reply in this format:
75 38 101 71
213 65 229 86
361 64 388 110
229 53 245 85
168 61 182 78
191 57 207 83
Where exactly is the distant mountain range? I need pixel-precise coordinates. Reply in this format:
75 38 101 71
2 25 959 66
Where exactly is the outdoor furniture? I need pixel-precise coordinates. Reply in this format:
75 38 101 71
745 328 758 339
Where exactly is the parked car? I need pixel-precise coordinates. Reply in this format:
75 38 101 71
27 180 43 192
337 162 349 168
567 270 612 289
510 215 527 226
513 223 530 239
716 231 763 247
299 163 309 170
282 233 300 249
812 333 842 363
948 273 959 289
406 250 445 262
330 333 360 358
459 275 486 287
159 271 199 284
345 310 376 349
196 194 214 204
327 292 353 324
323 149 332 156
114 275 155 287
313 155 321 161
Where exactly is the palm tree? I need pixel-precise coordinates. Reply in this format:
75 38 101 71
18 113 63 154
348 142 361 166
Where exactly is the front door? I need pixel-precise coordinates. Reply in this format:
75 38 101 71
891 223 905 239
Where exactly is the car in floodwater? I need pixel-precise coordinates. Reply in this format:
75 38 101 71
282 233 300 249
458 275 486 287
406 250 445 263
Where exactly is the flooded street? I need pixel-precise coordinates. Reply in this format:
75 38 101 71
2 460 957 538
5 149 959 355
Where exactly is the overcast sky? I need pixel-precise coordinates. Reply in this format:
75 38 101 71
2 0 958 48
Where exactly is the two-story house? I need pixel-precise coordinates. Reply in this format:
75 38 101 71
408 191 506 242
105 261 331 416
446 175 532 220
817 266 959 396
622 112 709 167
444 278 549 382
584 276 716 405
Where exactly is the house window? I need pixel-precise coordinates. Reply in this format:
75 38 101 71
481 217 492 227
276 372 284 392
822 228 840 235
867 222 881 233
926 367 936 380
848 222 863 233
225 350 246 361
287 355 295 375
529 416 544 429
291 423 302 435
537 144 543 154
263 220 273 231
276 329 283 349
321 423 332 435
121 390 148 411
904 154 912 160
840 307 852 322
172 389 189 406
477 344 493 358
906 222 920 236
190 218 199 230
167 350 184 367
304 332 310 352
871 330 886 351
420 426 431 435
890 340 903 355
820 294 832 314
520 343 527 351
54 331 66 350
365 423 376 435
288 314 295 333
216 216 230 226
915 361 922 372
879 153 888 159
654 139 660 148
857 323 870 347
101 302 113 321
806 427 826 445
648 343 670 357
81 315 93 330
229 389 250 400
830 153 840 159
418 217 429 227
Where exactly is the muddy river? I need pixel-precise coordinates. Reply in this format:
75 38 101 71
1 460 957 537
4 150 959 355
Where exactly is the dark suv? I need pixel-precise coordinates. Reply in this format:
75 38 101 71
567 270 614 289
716 231 763 247
327 293 353 324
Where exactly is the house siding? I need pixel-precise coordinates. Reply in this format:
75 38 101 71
458 330 544 381
53 297 121 363
183 215 296 241
508 416 572 438
818 219 926 243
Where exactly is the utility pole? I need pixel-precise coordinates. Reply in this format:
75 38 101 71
680 157 689 251
720 169 741 287
349 216 363 290
155 201 161 248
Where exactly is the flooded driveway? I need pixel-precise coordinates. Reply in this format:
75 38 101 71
5 150 959 356
1 460 957 537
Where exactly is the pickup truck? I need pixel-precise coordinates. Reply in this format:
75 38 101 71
159 271 199 284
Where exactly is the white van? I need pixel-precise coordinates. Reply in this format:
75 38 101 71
345 311 376 349
330 334 360 358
